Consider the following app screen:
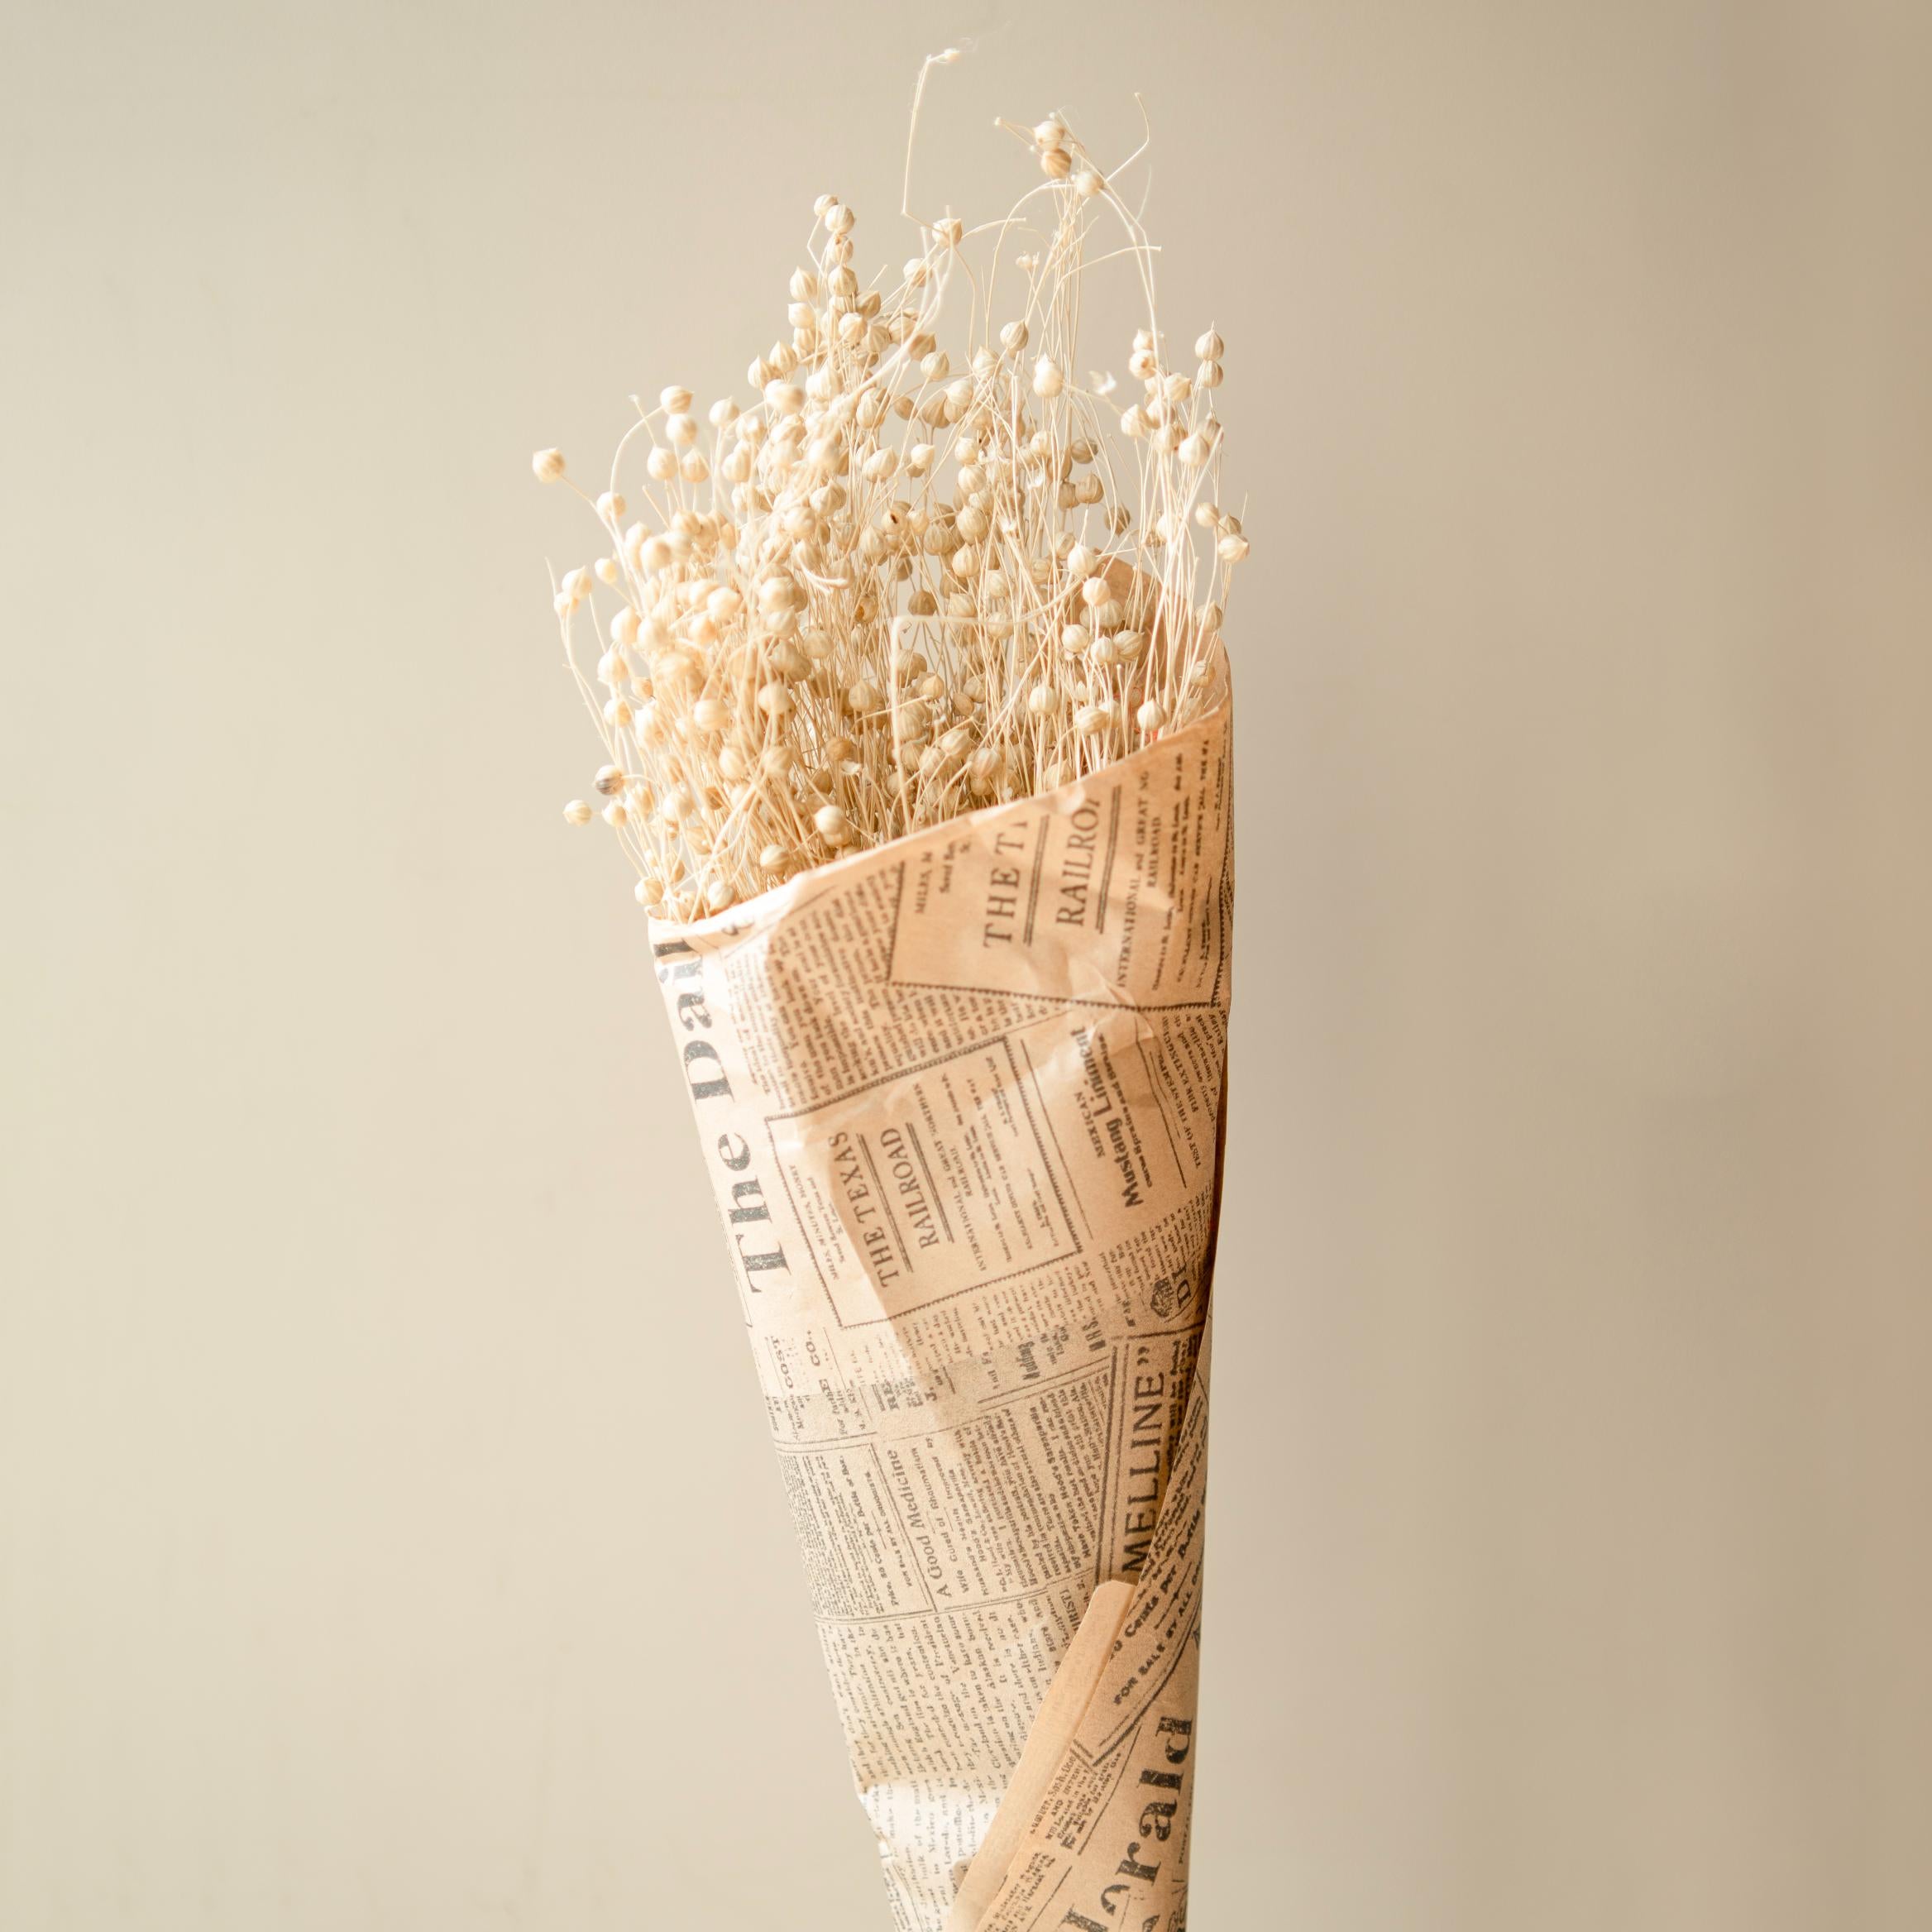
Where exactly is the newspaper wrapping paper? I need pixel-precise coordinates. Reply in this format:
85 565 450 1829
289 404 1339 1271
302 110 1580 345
648 662 1231 1932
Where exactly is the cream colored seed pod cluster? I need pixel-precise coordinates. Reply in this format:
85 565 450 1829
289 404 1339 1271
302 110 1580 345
537 63 1246 921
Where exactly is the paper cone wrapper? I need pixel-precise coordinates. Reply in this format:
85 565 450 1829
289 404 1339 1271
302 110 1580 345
649 659 1232 1932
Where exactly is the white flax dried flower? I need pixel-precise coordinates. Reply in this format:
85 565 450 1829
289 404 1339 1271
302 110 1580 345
537 76 1240 917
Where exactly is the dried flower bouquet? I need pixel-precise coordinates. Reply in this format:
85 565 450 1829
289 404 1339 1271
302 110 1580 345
535 57 1241 1932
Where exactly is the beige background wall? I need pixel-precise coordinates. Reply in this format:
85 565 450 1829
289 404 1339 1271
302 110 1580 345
3 2 1928 1926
